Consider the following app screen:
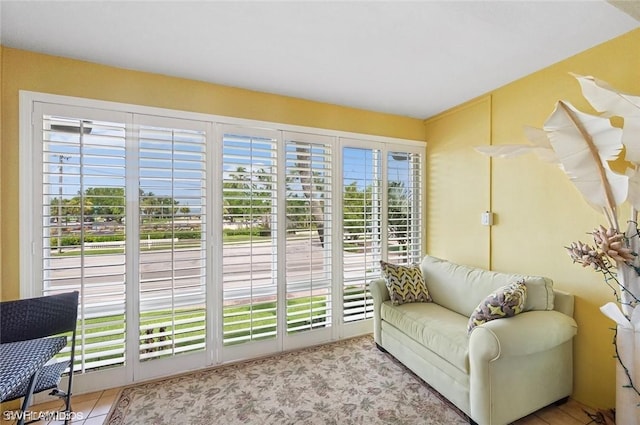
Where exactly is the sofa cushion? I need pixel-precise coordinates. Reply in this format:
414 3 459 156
381 261 432 305
420 256 554 317
381 301 469 373
520 276 554 312
467 280 527 333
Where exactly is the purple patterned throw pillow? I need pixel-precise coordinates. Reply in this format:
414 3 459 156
467 280 527 333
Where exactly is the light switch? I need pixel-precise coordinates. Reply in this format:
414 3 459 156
481 211 494 226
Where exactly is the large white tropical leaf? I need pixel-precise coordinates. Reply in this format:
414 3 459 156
573 74 640 164
574 74 640 117
522 126 560 164
474 126 558 162
544 100 627 217
474 144 540 158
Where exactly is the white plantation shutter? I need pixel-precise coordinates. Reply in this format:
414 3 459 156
24 93 426 390
137 120 208 360
284 133 333 334
342 145 381 322
42 114 127 372
387 150 423 265
221 128 279 345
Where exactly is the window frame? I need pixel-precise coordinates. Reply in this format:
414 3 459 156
19 90 426 391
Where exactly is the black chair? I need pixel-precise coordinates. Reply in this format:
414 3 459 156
0 291 79 423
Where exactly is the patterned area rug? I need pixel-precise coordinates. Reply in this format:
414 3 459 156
106 335 467 425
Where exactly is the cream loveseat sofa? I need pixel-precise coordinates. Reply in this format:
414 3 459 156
370 256 578 425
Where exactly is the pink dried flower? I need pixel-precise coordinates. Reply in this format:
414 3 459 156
566 241 608 271
592 226 636 264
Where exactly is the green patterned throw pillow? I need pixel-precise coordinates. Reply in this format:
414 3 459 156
468 280 527 333
380 260 432 305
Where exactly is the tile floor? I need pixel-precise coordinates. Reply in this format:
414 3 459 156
1 390 599 425
1 388 119 425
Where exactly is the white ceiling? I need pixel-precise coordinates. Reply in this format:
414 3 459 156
1 1 639 119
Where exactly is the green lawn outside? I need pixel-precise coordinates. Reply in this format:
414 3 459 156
67 295 330 367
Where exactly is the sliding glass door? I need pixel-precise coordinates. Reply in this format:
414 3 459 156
220 128 339 359
340 140 424 333
220 126 280 360
135 115 209 380
33 103 212 390
37 104 130 390
283 132 333 349
341 143 381 327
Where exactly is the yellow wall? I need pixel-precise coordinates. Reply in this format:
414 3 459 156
0 47 426 303
424 28 640 408
425 96 491 269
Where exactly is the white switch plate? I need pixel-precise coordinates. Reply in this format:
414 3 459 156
481 211 494 226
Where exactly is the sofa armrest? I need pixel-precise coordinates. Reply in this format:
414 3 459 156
469 310 577 359
553 289 574 317
370 278 389 303
469 310 577 424
369 279 389 344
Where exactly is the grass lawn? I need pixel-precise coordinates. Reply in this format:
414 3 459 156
69 295 330 367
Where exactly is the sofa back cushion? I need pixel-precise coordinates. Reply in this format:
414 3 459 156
420 256 554 317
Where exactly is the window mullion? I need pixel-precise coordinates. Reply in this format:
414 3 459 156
126 114 140 379
276 131 286 346
380 147 388 262
332 139 344 338
207 122 221 364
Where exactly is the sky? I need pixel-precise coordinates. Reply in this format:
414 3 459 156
45 115 418 220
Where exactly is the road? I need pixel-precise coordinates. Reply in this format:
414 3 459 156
45 238 383 314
